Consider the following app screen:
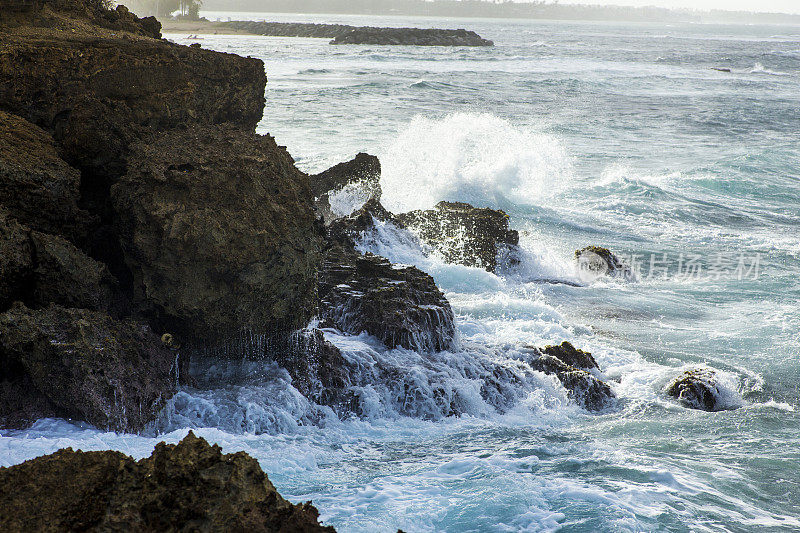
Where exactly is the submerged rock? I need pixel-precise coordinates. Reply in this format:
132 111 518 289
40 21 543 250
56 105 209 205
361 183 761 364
0 432 334 532
575 246 633 280
0 303 177 431
666 369 723 411
311 153 382 223
112 125 320 347
397 201 519 272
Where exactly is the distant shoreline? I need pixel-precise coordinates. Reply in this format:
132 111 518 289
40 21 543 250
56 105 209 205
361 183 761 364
160 19 247 34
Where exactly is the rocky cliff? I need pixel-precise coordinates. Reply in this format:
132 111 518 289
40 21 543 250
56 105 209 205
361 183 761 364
0 0 320 431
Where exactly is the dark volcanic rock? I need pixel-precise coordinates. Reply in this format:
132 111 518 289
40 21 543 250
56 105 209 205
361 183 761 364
0 212 33 310
320 222 455 352
0 111 92 242
0 302 177 431
311 153 382 223
0 5 265 180
111 125 320 346
542 341 599 370
328 198 404 242
225 20 493 46
0 212 115 312
666 369 723 411
398 201 519 272
519 344 613 411
575 246 633 280
0 432 334 532
332 27 493 47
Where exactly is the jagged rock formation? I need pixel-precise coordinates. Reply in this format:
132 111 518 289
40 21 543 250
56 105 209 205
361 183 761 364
225 20 493 46
319 237 456 353
398 201 520 272
666 369 723 411
0 302 177 432
112 125 319 345
575 245 633 280
520 343 614 411
311 153 382 223
0 432 335 532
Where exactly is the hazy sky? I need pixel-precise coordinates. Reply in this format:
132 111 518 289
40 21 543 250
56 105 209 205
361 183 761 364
558 0 800 14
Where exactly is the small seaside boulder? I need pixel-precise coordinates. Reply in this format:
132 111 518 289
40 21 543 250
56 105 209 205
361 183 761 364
0 432 334 532
397 201 519 272
311 153 382 223
666 369 722 411
519 344 614 411
575 245 633 280
0 303 177 432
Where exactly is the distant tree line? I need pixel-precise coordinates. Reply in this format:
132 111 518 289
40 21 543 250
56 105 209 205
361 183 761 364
124 0 202 17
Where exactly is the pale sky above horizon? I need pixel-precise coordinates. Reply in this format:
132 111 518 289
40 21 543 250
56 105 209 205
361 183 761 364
556 0 800 15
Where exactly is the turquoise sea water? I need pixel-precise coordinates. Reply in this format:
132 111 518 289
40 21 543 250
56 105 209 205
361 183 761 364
2 13 799 532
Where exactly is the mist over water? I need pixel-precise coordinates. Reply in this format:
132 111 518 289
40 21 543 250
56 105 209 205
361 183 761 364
3 13 800 532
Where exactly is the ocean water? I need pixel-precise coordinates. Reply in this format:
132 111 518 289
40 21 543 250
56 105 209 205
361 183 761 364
3 13 800 532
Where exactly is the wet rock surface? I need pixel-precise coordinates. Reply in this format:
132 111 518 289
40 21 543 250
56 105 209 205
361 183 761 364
225 20 493 46
575 245 634 280
112 125 320 346
0 302 177 432
0 432 335 532
312 153 383 223
319 234 456 352
520 344 614 411
666 369 723 411
398 201 519 272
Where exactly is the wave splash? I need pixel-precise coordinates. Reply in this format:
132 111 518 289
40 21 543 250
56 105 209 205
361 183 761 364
380 113 573 212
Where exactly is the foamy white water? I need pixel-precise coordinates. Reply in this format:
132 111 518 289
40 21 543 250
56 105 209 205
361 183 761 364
2 13 799 532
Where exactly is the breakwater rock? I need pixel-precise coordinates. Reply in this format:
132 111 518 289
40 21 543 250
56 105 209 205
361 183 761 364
225 20 494 46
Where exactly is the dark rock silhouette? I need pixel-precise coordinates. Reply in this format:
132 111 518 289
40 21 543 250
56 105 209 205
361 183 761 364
311 153 382 223
0 432 335 532
575 245 633 280
225 20 493 46
0 302 178 431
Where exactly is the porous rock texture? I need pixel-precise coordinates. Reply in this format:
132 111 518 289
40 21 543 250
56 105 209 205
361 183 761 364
398 201 519 273
666 369 723 411
0 302 177 432
0 432 334 532
112 125 319 345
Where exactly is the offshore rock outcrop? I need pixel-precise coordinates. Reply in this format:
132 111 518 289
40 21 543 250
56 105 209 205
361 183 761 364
112 125 320 345
575 245 634 280
520 343 614 411
225 20 493 46
312 153 382 223
0 302 177 432
332 27 494 47
398 201 520 273
0 432 334 532
666 369 723 411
